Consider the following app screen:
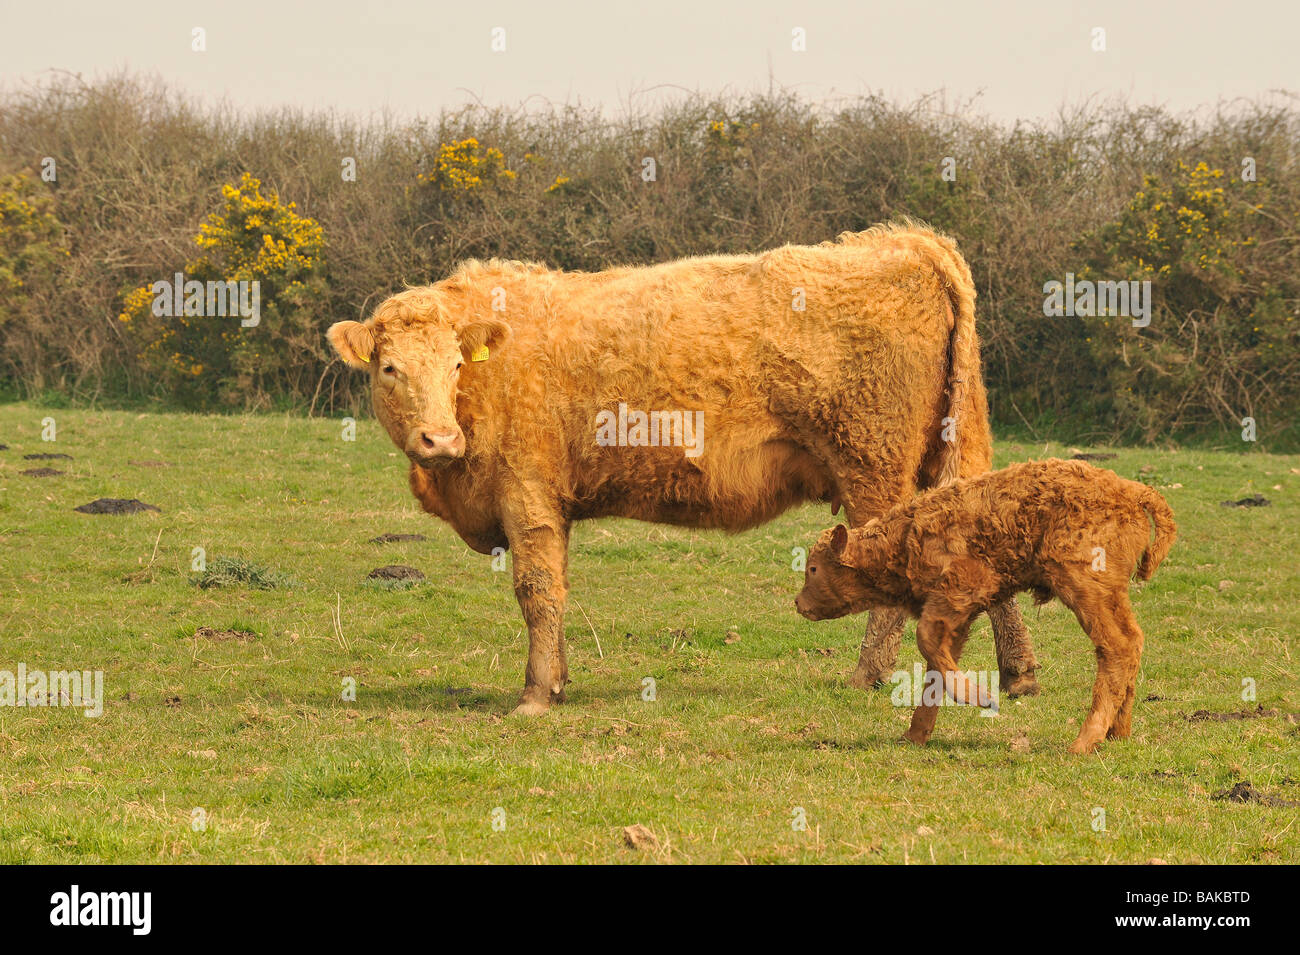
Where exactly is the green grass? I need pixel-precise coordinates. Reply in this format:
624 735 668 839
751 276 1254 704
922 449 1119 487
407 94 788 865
0 403 1296 863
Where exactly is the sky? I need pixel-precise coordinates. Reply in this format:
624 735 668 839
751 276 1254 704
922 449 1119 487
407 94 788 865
2 0 1297 123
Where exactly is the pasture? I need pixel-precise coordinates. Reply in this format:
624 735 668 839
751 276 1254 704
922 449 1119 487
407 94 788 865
0 404 1295 863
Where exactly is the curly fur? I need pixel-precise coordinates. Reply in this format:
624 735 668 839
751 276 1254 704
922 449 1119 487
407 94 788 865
327 221 1034 711
796 459 1177 753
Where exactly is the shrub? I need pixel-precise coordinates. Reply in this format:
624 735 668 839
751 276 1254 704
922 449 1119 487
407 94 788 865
1078 160 1299 441
118 173 328 408
0 173 68 392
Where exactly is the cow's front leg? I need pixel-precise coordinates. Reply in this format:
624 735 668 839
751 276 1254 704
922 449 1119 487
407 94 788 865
508 522 571 716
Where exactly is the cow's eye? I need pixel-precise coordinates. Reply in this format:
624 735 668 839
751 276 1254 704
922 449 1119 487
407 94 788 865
455 361 464 371
810 566 817 575
382 365 396 376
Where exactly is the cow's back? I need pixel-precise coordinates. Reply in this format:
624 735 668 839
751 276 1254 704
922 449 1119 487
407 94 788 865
438 228 973 530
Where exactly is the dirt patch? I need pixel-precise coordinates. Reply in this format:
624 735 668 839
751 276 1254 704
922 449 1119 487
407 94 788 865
1220 494 1271 508
24 452 72 461
1212 781 1300 808
369 533 427 544
193 626 257 642
1071 452 1117 462
367 564 425 581
129 459 170 468
74 498 160 514
1186 703 1282 722
20 467 63 477
0 444 8 450
623 824 660 851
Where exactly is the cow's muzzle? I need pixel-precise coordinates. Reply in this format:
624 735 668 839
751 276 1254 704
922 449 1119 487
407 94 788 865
407 426 465 464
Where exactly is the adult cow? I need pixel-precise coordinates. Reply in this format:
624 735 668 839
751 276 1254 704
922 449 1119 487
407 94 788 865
329 221 1039 714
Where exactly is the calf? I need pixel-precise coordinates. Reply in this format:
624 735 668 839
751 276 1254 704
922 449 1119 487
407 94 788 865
795 459 1176 753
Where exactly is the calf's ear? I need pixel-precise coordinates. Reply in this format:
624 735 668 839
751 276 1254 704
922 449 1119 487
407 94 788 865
830 524 849 556
328 321 376 369
457 318 511 362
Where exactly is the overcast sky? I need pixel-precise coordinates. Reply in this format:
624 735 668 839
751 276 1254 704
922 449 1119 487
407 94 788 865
2 0 1296 122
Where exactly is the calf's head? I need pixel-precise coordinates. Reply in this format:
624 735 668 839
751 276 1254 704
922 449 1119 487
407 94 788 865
795 524 868 620
327 289 510 466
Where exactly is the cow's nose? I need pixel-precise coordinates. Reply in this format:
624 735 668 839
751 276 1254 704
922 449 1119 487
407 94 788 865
411 428 463 460
420 430 460 455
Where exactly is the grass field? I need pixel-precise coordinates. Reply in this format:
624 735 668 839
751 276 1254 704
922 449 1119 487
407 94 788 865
0 403 1296 863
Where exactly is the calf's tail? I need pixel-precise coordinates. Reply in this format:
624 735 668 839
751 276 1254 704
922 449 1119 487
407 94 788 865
1136 485 1177 580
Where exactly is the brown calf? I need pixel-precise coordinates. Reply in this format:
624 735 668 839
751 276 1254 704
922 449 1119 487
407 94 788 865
795 459 1176 753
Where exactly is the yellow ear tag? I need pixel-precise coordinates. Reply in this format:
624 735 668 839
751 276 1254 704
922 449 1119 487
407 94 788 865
470 345 490 362
359 355 369 363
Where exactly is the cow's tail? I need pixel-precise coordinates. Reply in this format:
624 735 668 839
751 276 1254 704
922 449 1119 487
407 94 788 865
1136 485 1177 581
831 221 990 487
912 227 984 487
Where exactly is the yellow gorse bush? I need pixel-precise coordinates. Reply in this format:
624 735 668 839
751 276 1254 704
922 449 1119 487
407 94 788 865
118 172 329 404
192 172 324 279
0 173 66 302
419 138 516 192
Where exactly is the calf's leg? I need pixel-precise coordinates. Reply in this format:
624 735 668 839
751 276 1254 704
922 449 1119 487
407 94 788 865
1060 590 1138 754
1106 598 1145 741
902 612 980 745
847 596 1038 700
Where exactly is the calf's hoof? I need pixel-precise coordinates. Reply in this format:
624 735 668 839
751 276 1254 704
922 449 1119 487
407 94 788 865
1002 669 1041 698
1066 737 1099 755
900 730 930 747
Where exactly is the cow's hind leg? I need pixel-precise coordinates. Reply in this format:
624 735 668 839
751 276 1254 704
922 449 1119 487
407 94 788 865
986 599 1040 698
507 520 571 716
848 607 907 688
837 475 914 689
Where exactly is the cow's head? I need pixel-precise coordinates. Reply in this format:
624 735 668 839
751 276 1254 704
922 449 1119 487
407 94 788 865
328 288 510 466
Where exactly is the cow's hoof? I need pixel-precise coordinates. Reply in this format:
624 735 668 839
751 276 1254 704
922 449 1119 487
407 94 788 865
899 731 929 747
846 667 890 690
510 698 551 717
1002 670 1041 698
1066 738 1098 756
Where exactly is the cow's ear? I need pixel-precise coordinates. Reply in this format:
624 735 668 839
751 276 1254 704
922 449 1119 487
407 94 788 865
830 524 849 557
457 318 511 363
328 321 375 369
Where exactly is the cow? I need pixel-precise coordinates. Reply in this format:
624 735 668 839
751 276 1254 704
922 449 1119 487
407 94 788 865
328 221 1040 714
